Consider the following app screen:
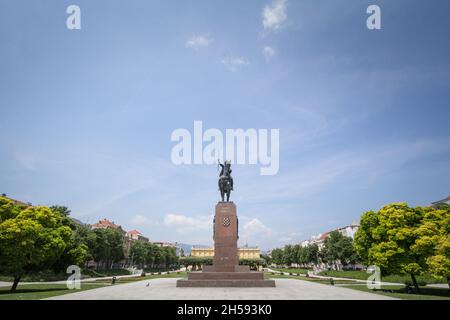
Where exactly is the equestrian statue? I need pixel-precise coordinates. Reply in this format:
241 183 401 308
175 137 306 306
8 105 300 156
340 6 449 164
218 160 234 202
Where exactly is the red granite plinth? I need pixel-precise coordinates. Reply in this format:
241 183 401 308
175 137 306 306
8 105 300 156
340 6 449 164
187 272 264 280
177 202 276 288
176 279 275 287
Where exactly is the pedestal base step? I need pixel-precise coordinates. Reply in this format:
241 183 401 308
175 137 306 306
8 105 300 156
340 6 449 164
187 271 264 280
176 279 276 287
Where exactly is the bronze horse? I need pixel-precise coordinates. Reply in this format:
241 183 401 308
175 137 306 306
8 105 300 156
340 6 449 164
218 160 233 202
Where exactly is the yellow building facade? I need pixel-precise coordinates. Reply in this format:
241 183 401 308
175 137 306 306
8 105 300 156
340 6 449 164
190 247 261 260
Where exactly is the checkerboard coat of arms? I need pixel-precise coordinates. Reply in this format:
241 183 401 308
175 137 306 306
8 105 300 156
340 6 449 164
222 216 231 227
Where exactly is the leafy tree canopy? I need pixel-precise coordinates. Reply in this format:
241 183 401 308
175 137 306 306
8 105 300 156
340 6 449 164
0 197 74 291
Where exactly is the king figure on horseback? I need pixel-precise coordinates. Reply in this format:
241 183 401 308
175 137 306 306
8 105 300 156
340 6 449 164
218 160 234 202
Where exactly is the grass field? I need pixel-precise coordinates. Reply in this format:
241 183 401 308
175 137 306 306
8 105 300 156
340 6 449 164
88 272 188 284
0 283 107 300
266 272 358 285
0 269 133 282
339 284 450 300
318 270 445 285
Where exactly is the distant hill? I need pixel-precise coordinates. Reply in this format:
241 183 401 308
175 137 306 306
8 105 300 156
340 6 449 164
69 216 86 226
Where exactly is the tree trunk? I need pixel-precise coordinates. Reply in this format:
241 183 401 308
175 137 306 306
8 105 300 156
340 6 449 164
447 276 450 289
11 275 21 292
410 274 420 293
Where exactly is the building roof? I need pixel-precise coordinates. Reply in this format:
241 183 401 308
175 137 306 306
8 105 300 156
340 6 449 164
318 232 330 241
126 230 142 235
91 218 122 229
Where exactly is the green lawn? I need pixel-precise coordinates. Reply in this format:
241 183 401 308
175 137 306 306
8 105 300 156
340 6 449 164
340 284 450 300
271 268 311 275
89 272 188 284
318 270 444 285
0 283 106 300
82 268 132 278
0 269 134 282
266 272 358 284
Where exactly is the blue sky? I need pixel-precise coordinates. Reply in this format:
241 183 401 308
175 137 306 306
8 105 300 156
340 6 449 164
1 0 449 250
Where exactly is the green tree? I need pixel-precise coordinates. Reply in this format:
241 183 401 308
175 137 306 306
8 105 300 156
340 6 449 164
179 256 213 270
153 245 163 267
354 203 429 292
92 228 124 269
338 237 358 267
129 241 148 268
261 254 272 266
271 248 284 265
321 231 342 269
296 245 309 266
73 224 97 265
163 246 178 267
307 244 320 265
282 245 294 266
322 231 357 270
51 210 89 273
426 236 450 287
292 244 301 265
145 243 157 268
49 205 71 217
0 197 73 292
240 258 264 270
417 205 450 287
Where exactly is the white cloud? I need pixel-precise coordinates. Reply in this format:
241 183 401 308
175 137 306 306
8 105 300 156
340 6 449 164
262 0 288 31
130 214 157 227
220 56 248 72
185 35 212 50
164 213 213 234
263 46 276 61
242 218 272 237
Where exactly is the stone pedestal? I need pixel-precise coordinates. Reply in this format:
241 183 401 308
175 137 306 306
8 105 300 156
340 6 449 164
177 202 275 287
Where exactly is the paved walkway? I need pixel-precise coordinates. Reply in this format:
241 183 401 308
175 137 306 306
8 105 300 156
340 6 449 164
48 278 396 300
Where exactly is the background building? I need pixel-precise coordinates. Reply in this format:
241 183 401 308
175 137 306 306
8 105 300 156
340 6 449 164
91 218 126 235
126 229 149 242
302 222 360 250
190 246 261 260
